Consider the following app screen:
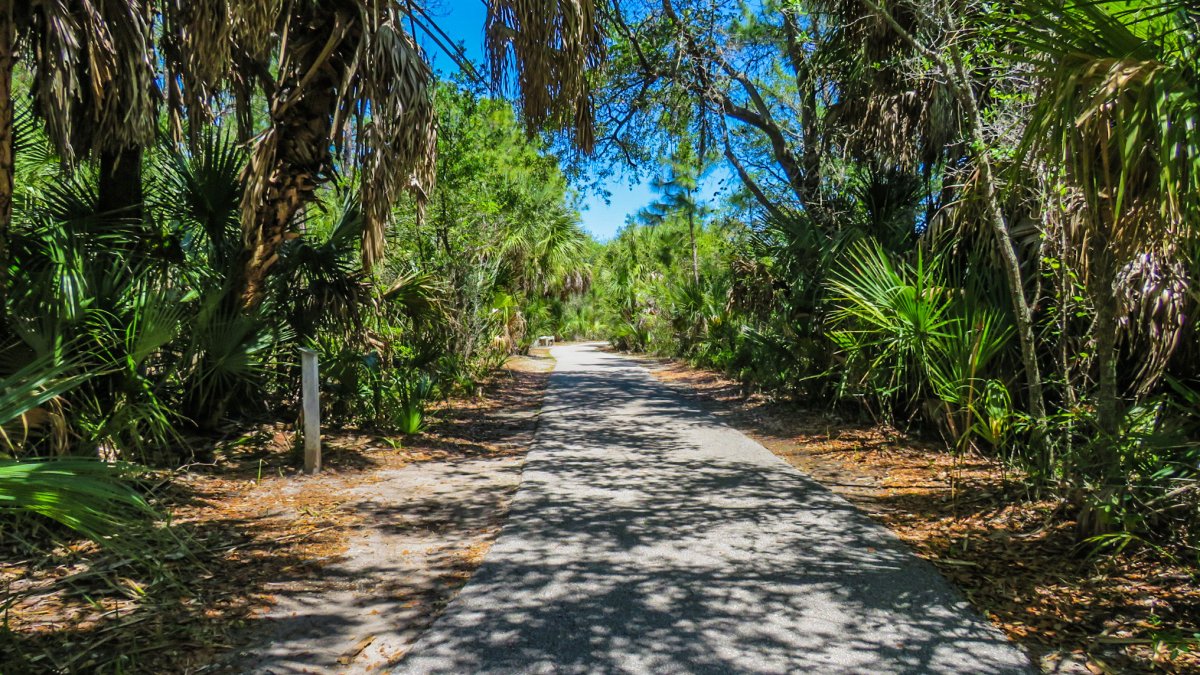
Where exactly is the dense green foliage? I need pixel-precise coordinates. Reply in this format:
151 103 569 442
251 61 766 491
1 82 590 540
587 0 1200 556
1 0 1197 589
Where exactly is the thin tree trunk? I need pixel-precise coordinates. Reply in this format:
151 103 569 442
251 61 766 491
1090 240 1121 443
439 192 451 256
0 0 13 322
688 188 699 285
951 48 1047 423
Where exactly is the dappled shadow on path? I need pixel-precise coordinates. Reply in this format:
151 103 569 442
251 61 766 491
228 365 554 673
397 344 1032 674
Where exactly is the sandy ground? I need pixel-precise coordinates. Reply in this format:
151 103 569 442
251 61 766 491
224 353 555 674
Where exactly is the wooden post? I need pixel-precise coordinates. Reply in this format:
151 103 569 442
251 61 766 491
300 348 321 474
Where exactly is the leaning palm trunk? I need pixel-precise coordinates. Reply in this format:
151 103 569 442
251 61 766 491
238 0 602 308
239 68 339 307
238 1 436 308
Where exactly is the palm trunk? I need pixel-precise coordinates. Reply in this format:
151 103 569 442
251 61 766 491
98 146 144 222
1094 301 1120 435
0 1 14 322
239 166 315 307
1090 243 1121 443
239 60 338 307
1078 238 1121 535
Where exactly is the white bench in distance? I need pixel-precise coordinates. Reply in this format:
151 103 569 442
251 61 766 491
536 335 555 347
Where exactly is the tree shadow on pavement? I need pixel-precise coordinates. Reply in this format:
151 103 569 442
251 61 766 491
397 345 1034 675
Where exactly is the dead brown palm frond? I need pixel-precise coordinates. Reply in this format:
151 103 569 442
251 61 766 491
159 0 232 143
157 0 282 143
230 0 283 63
23 0 157 167
727 253 777 318
816 0 965 171
486 0 605 152
238 0 436 306
356 4 436 268
1116 253 1191 395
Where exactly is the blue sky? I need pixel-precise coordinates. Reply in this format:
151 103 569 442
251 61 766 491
413 2 728 241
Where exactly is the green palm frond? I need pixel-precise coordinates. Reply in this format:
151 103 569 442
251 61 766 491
0 356 160 546
828 238 954 408
1012 0 1200 246
155 131 246 263
383 270 446 324
0 458 156 543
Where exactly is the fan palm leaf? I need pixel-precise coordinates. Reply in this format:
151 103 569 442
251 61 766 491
0 355 160 546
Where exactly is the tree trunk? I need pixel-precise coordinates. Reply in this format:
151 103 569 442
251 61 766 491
235 84 254 144
237 0 360 309
0 1 13 322
239 72 337 308
961 95 1047 423
687 189 699 285
239 165 314 307
98 146 144 222
1090 243 1121 443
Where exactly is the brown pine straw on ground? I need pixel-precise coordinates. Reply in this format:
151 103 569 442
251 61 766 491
644 357 1200 675
0 352 554 673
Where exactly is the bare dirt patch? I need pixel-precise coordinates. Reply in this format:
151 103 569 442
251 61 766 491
642 356 1200 675
0 353 554 674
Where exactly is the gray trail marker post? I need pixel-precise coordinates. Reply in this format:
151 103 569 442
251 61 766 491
300 348 321 474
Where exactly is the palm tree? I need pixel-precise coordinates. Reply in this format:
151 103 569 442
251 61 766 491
1 0 277 317
14 1 158 195
234 0 437 307
1014 0 1200 443
237 0 605 307
2 0 156 319
1 1 604 311
857 0 1050 423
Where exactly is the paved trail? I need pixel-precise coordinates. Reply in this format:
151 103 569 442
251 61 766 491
397 344 1031 674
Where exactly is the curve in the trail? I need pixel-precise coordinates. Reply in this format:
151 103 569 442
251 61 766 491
395 343 1032 674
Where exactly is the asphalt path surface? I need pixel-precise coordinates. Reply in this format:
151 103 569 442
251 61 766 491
396 343 1032 674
